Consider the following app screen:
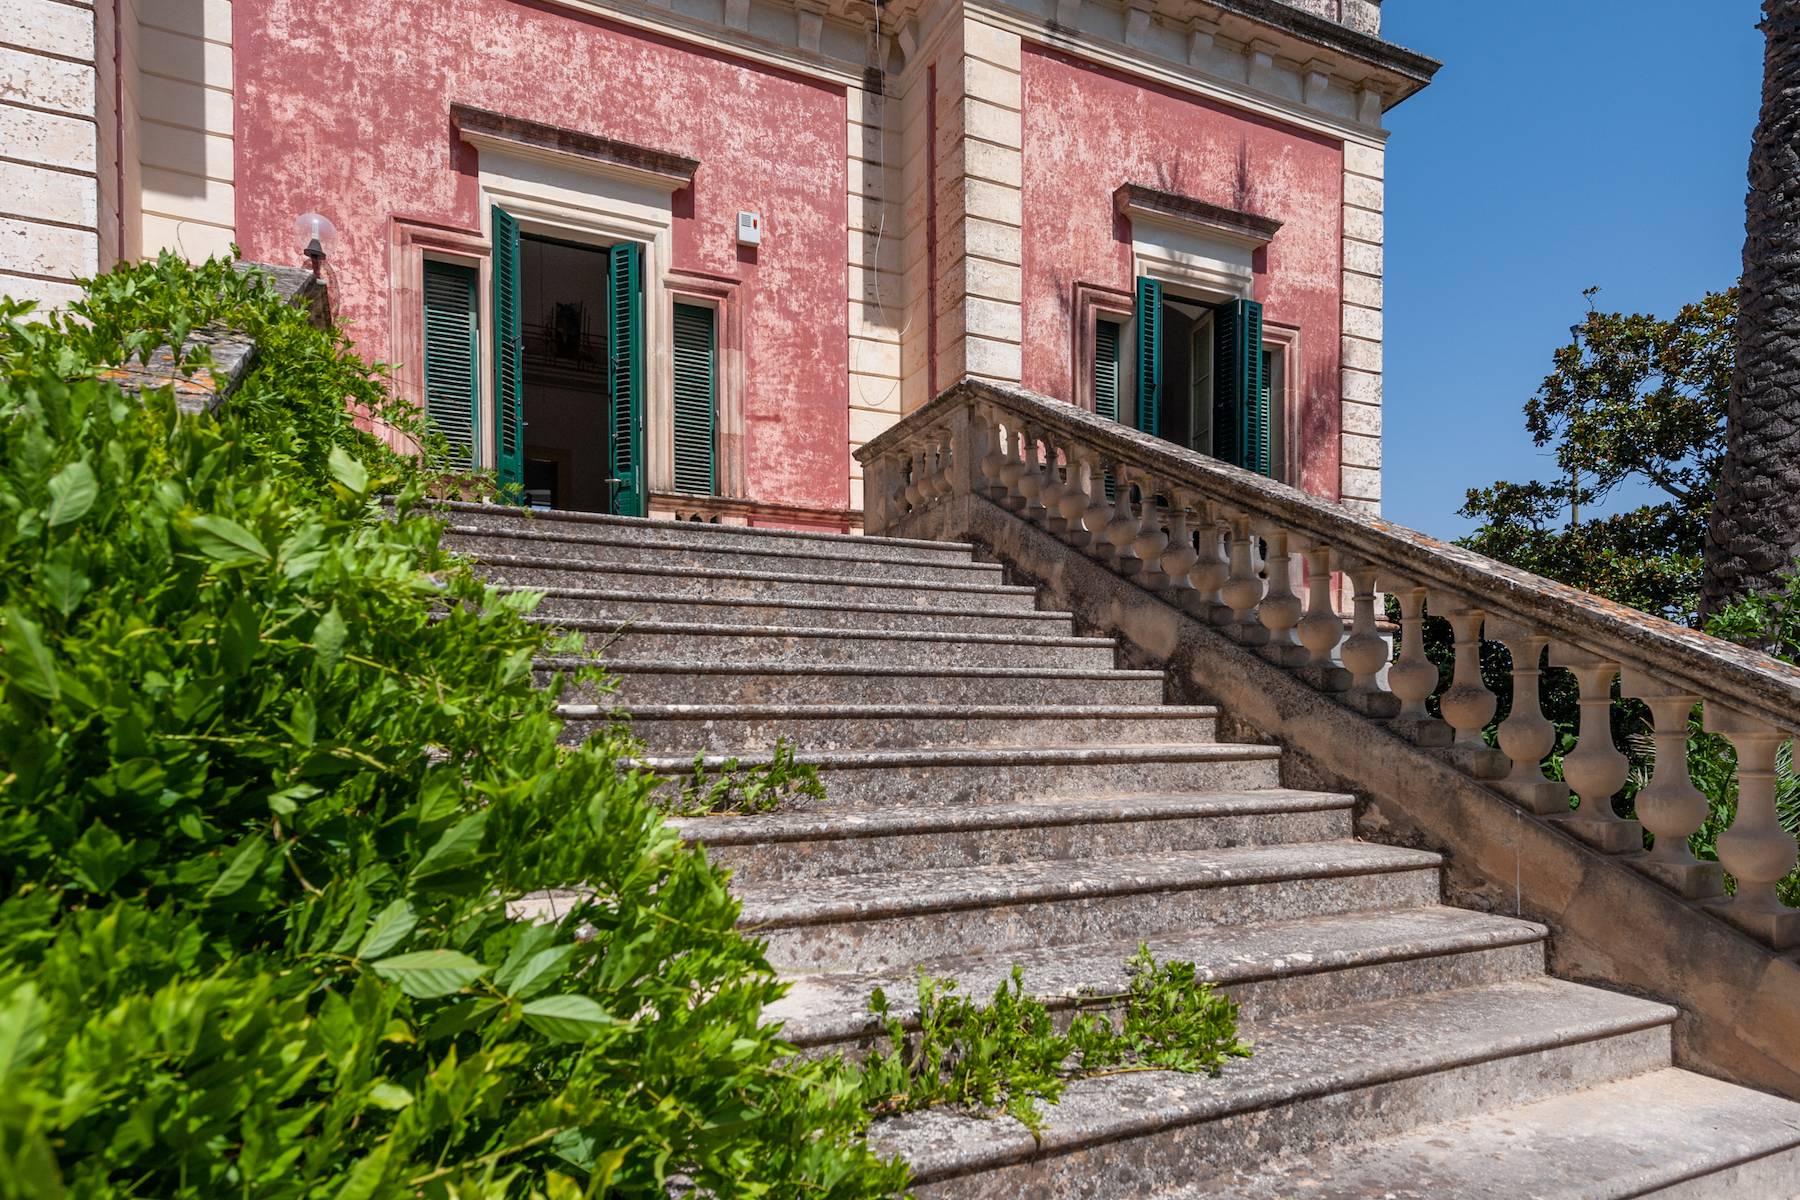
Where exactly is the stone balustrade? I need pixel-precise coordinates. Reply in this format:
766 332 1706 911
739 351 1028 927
857 379 1800 949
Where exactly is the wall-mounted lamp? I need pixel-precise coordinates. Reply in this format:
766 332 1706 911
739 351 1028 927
294 212 338 276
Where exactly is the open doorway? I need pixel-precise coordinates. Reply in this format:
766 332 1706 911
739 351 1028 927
517 235 615 513
489 205 645 515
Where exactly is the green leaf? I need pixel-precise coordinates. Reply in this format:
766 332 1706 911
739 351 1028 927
410 810 488 882
68 821 129 893
329 447 370 496
204 835 268 901
369 949 486 999
187 514 269 564
519 994 617 1043
497 944 575 1000
365 1080 414 1111
0 985 44 1082
0 609 59 701
41 545 91 617
46 461 97 527
355 899 417 960
313 605 348 670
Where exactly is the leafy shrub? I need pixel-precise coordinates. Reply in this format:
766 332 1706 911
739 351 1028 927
0 261 907 1197
857 949 1251 1133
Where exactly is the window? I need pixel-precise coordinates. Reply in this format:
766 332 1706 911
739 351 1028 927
671 301 717 496
1092 277 1282 479
421 259 481 469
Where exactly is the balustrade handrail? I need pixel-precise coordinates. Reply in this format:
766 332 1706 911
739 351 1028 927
856 378 1800 739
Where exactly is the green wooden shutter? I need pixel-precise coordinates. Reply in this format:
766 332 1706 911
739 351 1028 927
671 301 716 495
1212 298 1269 474
421 260 479 469
490 206 525 495
606 242 646 517
1134 276 1163 437
1257 348 1275 479
1094 318 1121 422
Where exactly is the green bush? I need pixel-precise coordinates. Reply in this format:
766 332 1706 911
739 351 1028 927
0 259 907 1197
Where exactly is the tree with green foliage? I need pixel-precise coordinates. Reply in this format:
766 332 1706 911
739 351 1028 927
1459 289 1734 626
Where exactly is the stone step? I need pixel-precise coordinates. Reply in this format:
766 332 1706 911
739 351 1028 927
516 587 1070 633
444 525 999 583
640 742 1285 812
874 978 1677 1199
766 906 1547 1051
678 790 1353 883
1170 1067 1800 1200
418 499 978 561
547 662 1169 708
564 621 1120 670
475 556 1041 610
563 703 1220 752
732 841 1442 973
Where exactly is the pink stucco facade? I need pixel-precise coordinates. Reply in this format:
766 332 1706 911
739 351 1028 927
1020 45 1346 500
233 0 851 515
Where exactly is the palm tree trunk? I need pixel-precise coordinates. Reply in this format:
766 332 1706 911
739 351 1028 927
1702 0 1800 618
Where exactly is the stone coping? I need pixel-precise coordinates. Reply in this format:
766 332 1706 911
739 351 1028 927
100 262 325 415
856 377 1800 738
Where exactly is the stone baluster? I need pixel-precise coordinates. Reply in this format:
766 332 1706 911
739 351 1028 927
1083 456 1117 559
902 445 927 513
1545 647 1641 853
1254 524 1305 664
933 431 956 500
1701 706 1800 947
978 409 1008 499
1219 512 1268 645
1293 539 1349 691
1186 504 1231 624
1338 560 1397 716
1384 579 1445 743
1617 669 1720 899
1488 621 1568 813
1103 470 1141 567
1059 444 1095 547
1128 478 1170 588
996 424 1025 511
1159 492 1199 600
1036 431 1058 528
1015 427 1046 520
1434 599 1506 778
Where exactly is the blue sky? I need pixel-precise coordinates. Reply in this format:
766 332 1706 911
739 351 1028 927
1377 0 1764 538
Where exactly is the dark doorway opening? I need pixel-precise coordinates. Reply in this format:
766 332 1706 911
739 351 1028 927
518 235 613 512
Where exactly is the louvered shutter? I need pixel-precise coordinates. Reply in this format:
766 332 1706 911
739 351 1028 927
671 302 716 495
490 206 525 495
1213 298 1269 474
1256 348 1275 480
1094 318 1121 421
606 242 646 517
421 260 478 469
1134 276 1163 437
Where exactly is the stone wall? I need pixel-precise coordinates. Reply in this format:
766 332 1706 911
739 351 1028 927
2 0 106 308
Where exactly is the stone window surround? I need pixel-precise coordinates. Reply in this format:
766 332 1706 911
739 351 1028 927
451 105 729 499
663 267 748 503
1069 186 1300 484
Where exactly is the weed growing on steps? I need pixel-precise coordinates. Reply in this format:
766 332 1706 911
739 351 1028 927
853 947 1252 1132
666 738 827 815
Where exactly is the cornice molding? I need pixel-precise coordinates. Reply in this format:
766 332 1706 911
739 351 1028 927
970 0 1401 145
453 104 699 191
1115 182 1283 248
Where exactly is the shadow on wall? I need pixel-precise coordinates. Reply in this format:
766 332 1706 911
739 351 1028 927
137 0 217 200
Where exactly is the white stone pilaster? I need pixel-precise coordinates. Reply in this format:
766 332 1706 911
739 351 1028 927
1340 137 1385 515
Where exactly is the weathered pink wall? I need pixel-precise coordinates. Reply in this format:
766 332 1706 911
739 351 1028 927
1020 46 1345 500
233 0 849 511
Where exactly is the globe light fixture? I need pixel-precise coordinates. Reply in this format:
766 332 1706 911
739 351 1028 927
294 212 338 275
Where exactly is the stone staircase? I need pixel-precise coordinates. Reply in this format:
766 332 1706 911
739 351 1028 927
440 500 1800 1198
